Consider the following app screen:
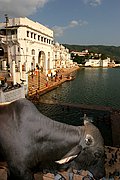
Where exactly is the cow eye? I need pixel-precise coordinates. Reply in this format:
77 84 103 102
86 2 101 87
85 134 94 146
85 137 92 146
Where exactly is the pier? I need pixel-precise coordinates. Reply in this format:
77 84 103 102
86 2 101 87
27 66 79 97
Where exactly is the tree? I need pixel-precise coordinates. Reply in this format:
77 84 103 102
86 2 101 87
101 54 107 60
73 54 85 64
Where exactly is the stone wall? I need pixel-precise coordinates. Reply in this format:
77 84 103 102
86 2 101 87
0 86 25 103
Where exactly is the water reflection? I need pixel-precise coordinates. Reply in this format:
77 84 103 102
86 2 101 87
40 68 120 109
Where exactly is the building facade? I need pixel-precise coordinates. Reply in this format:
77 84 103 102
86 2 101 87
85 58 111 67
53 42 72 69
0 17 72 81
0 17 54 74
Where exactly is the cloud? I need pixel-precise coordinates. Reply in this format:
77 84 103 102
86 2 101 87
0 0 49 17
52 26 65 37
52 19 88 37
69 20 79 28
83 0 102 7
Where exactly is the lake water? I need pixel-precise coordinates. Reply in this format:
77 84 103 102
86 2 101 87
35 67 120 146
40 67 120 109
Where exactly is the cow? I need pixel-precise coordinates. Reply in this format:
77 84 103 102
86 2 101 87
0 98 105 180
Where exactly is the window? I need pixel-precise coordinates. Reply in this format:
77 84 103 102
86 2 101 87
0 29 6 35
31 32 33 38
38 35 40 41
34 34 36 39
44 38 46 43
27 31 29 37
41 37 43 42
32 49 35 55
48 52 50 57
0 47 4 56
11 29 17 35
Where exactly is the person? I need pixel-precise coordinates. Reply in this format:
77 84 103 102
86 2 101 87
4 77 7 83
3 79 8 91
31 71 34 80
55 75 57 82
4 77 8 88
45 74 49 87
8 72 12 77
0 80 1 87
51 72 53 81
60 74 62 80
46 74 49 82
11 82 14 87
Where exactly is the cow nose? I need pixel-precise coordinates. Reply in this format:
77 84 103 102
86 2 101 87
91 171 106 180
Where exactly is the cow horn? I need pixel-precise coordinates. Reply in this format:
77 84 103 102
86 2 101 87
55 155 77 164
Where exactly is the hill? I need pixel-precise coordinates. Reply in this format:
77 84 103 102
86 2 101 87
63 44 120 62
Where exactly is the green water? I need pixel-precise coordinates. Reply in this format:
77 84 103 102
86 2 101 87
40 67 120 109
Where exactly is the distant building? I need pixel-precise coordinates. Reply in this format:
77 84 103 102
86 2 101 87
71 49 89 57
85 57 111 67
53 42 73 69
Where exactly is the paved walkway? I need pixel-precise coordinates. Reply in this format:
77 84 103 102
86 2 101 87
28 66 80 98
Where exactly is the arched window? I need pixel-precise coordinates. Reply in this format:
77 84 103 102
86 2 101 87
0 47 4 56
31 49 35 55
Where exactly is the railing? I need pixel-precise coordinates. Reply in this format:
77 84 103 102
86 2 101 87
1 34 17 42
37 101 120 147
0 86 25 103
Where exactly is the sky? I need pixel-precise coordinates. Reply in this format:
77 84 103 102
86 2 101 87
0 0 120 46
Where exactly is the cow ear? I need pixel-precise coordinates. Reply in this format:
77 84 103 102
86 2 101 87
85 134 94 146
55 155 77 164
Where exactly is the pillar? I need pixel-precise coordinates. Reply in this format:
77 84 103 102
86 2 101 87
2 60 7 70
25 61 28 95
19 61 22 79
12 60 16 85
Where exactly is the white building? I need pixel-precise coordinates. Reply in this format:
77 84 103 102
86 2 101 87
0 17 54 74
0 17 72 76
0 17 71 83
85 58 111 67
71 49 89 57
53 42 72 69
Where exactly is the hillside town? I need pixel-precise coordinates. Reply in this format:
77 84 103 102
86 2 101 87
71 49 117 67
0 16 119 102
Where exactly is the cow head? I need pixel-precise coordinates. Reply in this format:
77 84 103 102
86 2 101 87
73 119 105 179
55 117 105 179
